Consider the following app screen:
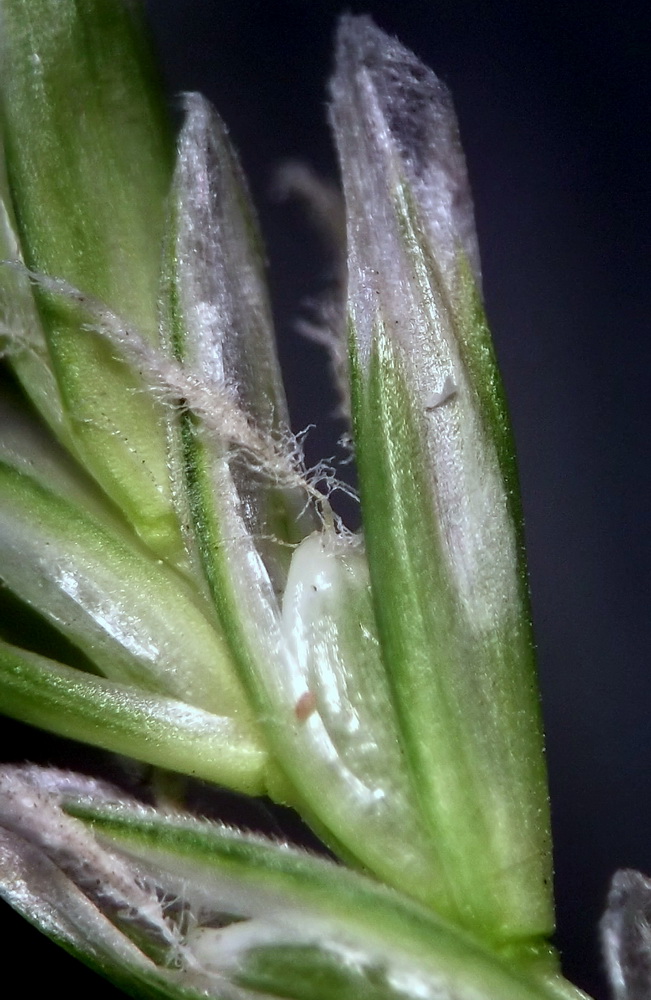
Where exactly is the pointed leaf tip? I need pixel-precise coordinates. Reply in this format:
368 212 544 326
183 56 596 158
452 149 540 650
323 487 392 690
331 14 481 293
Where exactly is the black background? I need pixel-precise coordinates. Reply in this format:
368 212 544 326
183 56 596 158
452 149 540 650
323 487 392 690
2 3 650 999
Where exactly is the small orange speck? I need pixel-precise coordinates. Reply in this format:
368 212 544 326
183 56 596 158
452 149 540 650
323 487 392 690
295 691 317 721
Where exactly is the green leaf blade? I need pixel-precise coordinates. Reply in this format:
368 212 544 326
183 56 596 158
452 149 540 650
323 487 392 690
0 641 267 795
332 15 553 947
77 798 570 1000
0 457 257 728
0 0 182 559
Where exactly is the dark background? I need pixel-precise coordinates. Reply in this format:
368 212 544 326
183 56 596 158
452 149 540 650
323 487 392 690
2 3 650 999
